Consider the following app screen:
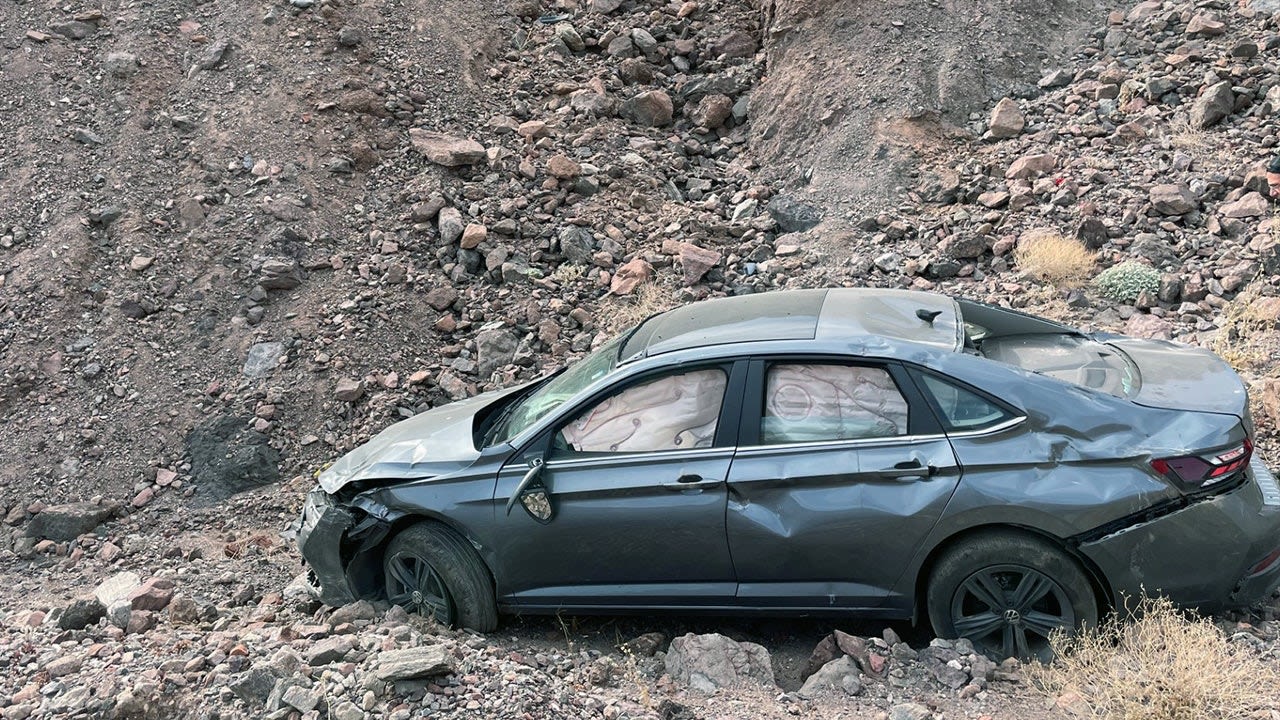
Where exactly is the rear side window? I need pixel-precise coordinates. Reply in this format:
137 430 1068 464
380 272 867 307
916 373 1016 431
762 363 908 444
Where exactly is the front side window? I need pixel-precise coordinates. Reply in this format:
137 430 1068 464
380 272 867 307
917 372 1016 431
489 334 626 445
558 368 727 453
762 364 908 444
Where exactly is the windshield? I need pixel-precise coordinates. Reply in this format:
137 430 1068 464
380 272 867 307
487 333 626 445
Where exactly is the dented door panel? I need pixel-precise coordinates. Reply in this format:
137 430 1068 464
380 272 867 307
726 437 960 608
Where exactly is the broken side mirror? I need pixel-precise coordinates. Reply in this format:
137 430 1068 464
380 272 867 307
506 454 549 520
519 485 554 523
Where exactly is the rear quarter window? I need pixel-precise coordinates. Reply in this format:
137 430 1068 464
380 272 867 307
915 372 1018 432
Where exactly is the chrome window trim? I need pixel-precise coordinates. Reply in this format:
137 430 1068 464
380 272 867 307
945 415 1027 439
734 415 1026 455
545 446 731 470
735 433 948 455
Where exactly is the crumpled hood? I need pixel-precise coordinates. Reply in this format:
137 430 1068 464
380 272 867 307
318 386 519 493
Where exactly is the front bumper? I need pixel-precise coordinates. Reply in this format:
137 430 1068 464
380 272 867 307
1080 457 1280 611
296 489 360 606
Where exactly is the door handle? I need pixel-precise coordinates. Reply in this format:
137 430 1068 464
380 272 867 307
661 475 723 491
875 461 938 481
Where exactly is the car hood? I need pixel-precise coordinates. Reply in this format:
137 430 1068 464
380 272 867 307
318 385 521 493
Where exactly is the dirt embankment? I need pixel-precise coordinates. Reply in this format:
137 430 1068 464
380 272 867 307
750 0 1107 210
4 0 1280 718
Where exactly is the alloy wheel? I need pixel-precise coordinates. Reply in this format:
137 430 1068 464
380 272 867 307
949 564 1076 660
386 553 455 625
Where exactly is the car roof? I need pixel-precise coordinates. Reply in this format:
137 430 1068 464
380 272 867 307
618 288 962 363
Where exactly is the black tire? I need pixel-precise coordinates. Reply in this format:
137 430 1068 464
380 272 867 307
383 521 498 632
926 531 1098 661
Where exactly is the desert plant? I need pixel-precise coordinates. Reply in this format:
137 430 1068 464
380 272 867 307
1014 229 1096 287
1207 280 1270 370
1030 595 1280 720
598 282 674 332
1094 261 1160 303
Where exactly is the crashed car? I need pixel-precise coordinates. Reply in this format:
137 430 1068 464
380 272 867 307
296 287 1280 659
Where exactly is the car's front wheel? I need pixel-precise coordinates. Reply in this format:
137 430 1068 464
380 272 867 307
383 521 498 632
926 531 1098 661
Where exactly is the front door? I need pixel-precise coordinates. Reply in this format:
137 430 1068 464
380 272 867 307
493 361 745 609
726 359 961 609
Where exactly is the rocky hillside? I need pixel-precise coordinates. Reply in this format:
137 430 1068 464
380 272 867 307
3 0 1280 717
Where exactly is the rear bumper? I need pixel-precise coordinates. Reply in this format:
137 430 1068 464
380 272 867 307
296 489 360 606
1079 458 1280 611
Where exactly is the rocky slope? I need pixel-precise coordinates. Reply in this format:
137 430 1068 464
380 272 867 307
4 0 1280 717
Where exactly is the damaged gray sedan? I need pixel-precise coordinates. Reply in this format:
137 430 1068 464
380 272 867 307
295 288 1280 659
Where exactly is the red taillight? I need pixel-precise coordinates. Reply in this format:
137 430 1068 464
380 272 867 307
1150 438 1252 491
1246 548 1280 578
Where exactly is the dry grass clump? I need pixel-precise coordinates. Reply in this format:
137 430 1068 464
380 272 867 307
1014 229 1096 287
598 282 674 332
1208 280 1272 371
1166 115 1212 153
1030 596 1280 720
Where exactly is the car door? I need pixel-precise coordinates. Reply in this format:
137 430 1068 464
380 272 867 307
491 360 747 609
725 357 961 609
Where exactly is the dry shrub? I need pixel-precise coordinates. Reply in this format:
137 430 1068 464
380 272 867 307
1166 115 1211 153
1208 280 1271 371
1014 229 1095 287
1030 596 1280 720
598 282 674 332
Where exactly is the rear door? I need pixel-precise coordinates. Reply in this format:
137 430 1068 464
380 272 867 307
725 357 961 609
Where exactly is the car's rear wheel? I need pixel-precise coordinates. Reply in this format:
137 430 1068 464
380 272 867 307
926 532 1098 661
383 521 498 632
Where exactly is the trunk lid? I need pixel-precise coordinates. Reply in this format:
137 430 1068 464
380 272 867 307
1105 337 1247 417
977 333 1246 418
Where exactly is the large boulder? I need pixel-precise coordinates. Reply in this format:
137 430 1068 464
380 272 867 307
475 328 519 377
798 656 862 699
27 502 116 541
767 196 822 233
58 597 105 630
1190 81 1234 129
185 415 281 501
408 130 485 166
1149 184 1198 215
664 633 775 693
622 90 673 126
374 646 453 682
987 97 1025 138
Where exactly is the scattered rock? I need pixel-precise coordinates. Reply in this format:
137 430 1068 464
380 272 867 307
622 90 674 126
334 379 365 403
988 97 1025 138
1190 81 1235 129
58 597 105 630
185 414 281 500
27 502 115 541
1149 184 1198 215
1006 153 1056 179
409 130 486 166
374 646 454 682
798 656 862 699
664 633 776 693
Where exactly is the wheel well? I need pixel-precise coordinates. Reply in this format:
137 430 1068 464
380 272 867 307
357 514 499 600
912 524 1112 625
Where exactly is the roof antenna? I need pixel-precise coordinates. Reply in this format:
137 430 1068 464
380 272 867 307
916 309 942 325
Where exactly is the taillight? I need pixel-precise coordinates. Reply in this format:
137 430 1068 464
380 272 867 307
1150 437 1252 492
